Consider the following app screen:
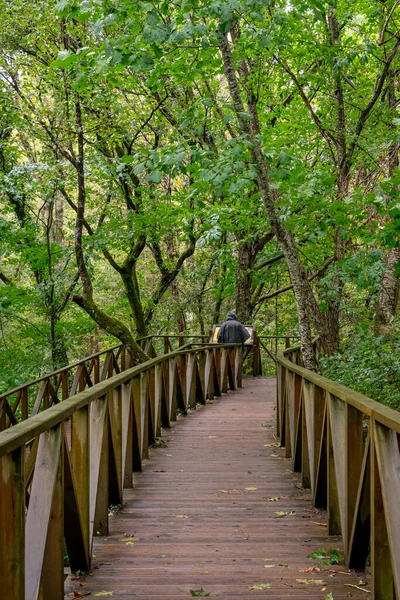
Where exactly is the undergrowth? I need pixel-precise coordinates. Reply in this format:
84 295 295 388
319 329 400 410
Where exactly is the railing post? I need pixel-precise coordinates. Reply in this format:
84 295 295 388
300 378 311 490
252 333 262 376
0 448 25 600
345 404 364 558
40 440 64 599
220 348 228 393
370 419 395 600
122 381 134 489
276 363 281 437
235 347 243 389
90 395 109 538
327 397 342 536
70 406 91 565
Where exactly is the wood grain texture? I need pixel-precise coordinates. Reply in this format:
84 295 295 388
25 425 62 600
66 378 367 600
0 448 24 600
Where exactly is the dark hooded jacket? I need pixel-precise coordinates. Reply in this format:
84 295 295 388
217 312 251 348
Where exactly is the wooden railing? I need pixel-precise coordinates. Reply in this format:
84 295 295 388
0 334 209 431
277 342 400 600
257 335 298 376
0 342 242 600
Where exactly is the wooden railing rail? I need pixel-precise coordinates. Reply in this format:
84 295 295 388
0 335 209 431
276 342 400 600
0 342 242 600
256 335 299 376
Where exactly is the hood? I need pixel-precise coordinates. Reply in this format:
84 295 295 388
226 311 237 320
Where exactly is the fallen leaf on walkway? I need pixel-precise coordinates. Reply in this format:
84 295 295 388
299 567 321 573
94 592 113 597
266 497 279 502
208 436 216 439
250 583 272 590
264 565 275 568
245 487 257 491
270 453 279 457
161 555 167 558
189 587 210 596
218 490 229 493
274 511 295 516
279 564 289 568
296 579 325 585
174 514 190 518
264 442 279 447
125 541 134 546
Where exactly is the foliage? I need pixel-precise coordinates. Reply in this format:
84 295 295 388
307 548 342 566
0 0 400 392
189 588 210 597
320 329 400 409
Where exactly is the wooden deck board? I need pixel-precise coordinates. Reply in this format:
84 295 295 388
65 377 368 599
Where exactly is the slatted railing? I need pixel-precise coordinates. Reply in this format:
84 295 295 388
257 335 298 375
0 334 209 430
0 342 242 600
277 342 400 600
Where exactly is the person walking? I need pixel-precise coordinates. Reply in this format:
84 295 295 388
217 311 250 349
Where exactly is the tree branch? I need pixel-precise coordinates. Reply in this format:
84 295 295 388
255 257 335 305
60 187 123 273
276 57 337 160
145 235 197 323
56 271 80 316
380 0 400 45
347 37 400 163
0 270 11 284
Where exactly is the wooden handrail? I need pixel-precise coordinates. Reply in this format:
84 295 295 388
276 342 400 598
278 344 400 432
0 344 238 456
0 335 209 431
0 342 242 600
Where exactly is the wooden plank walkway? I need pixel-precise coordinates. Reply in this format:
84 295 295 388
66 377 368 599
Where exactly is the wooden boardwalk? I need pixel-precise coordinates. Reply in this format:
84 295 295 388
66 377 368 599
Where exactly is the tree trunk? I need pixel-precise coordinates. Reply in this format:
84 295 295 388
375 77 399 334
236 241 253 322
324 8 348 354
50 312 69 370
52 191 64 245
121 264 148 337
213 262 228 324
218 30 318 369
375 248 400 331
73 97 148 363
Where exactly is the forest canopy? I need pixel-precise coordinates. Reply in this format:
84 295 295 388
1 0 399 404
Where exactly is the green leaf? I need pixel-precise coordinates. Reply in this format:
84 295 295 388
51 50 78 69
147 170 163 184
